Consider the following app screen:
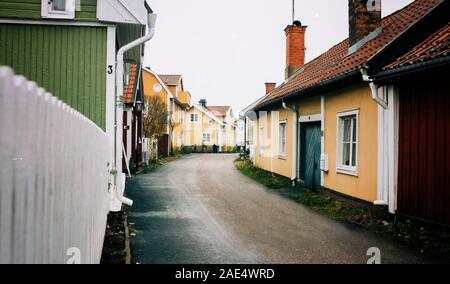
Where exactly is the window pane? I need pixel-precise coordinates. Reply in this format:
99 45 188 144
351 143 357 166
352 117 357 142
52 0 66 11
342 143 350 166
343 118 351 142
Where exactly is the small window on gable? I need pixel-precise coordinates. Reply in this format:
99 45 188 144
190 113 199 123
42 0 75 19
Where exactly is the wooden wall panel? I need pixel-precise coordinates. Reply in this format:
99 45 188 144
398 72 450 225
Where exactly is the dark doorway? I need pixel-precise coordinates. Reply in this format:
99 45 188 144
300 122 321 190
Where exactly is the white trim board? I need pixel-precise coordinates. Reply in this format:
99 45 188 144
0 18 113 28
191 105 225 126
299 114 322 123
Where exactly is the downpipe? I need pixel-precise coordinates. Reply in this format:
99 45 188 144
361 67 388 207
361 67 388 109
282 100 298 186
113 13 157 207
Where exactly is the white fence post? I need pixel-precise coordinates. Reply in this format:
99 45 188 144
0 66 111 264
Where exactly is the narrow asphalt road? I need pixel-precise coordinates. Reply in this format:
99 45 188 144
125 154 434 264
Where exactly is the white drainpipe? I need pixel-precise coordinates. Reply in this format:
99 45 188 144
113 13 157 207
361 68 388 109
282 100 298 185
361 67 389 206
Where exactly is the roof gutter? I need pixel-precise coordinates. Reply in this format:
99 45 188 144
366 0 448 72
361 67 388 109
113 13 157 208
372 56 450 81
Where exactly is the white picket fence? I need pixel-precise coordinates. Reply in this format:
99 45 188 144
0 66 111 264
142 137 158 163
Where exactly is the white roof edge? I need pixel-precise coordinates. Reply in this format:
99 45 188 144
191 105 225 126
142 67 175 99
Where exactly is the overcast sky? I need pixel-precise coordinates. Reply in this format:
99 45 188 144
144 0 414 116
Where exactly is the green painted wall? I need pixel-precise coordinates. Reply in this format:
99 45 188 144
0 23 107 129
0 0 97 21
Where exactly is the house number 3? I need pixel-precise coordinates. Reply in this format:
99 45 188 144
107 65 113 74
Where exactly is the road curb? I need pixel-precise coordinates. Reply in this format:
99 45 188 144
124 215 131 264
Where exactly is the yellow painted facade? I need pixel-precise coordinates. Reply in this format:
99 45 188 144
183 106 237 150
142 69 170 135
255 107 295 179
254 84 379 202
323 85 378 202
142 69 191 152
184 106 222 146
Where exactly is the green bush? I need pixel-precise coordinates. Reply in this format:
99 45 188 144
181 146 193 154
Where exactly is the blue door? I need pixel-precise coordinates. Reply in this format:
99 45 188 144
300 123 321 190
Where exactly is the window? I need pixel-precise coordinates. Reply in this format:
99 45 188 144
41 0 75 19
279 121 287 157
209 119 214 124
337 110 359 175
190 113 199 123
202 133 211 144
259 126 265 157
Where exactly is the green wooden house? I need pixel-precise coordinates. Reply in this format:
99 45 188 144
0 0 152 133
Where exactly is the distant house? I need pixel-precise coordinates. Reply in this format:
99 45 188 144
142 69 191 156
0 0 154 211
250 0 450 225
184 100 237 152
207 105 237 150
159 75 192 153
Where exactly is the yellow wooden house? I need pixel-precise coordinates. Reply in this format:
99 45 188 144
142 68 191 155
250 0 442 209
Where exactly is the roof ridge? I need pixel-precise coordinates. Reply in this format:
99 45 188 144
258 0 441 108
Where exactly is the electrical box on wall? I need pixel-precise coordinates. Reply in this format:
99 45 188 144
320 154 329 172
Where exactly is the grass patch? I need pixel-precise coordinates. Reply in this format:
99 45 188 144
142 155 181 174
235 159 450 262
235 159 291 189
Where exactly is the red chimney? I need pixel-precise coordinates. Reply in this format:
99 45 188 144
349 0 382 47
265 83 276 95
285 20 307 79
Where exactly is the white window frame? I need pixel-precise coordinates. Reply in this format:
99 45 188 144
190 113 199 123
41 0 76 19
336 109 359 176
202 132 211 144
278 120 287 158
259 126 265 157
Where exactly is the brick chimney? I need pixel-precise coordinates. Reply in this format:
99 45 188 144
285 20 307 79
349 0 382 47
265 83 276 95
199 99 207 107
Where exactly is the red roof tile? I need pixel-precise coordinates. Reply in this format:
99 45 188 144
159 75 182 86
259 0 441 107
383 22 450 70
124 63 140 104
207 106 231 117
